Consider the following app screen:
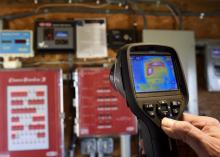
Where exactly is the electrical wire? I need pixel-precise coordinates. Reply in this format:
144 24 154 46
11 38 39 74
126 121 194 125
128 1 148 29
127 0 183 29
1 0 219 28
1 5 220 21
126 0 182 29
35 2 113 13
165 3 182 29
23 61 70 66
22 58 115 67
164 1 183 30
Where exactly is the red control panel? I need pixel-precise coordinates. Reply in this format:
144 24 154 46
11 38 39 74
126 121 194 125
75 68 137 137
0 68 64 157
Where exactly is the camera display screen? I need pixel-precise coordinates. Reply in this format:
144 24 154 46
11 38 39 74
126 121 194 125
130 55 178 93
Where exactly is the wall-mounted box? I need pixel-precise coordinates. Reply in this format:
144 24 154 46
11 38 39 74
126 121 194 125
205 41 220 91
0 68 64 157
35 20 75 52
74 68 137 137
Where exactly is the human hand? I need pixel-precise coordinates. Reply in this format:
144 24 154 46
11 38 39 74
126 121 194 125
161 113 220 157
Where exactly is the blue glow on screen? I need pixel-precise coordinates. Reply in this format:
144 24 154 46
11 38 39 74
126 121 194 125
130 55 178 93
55 31 68 38
212 48 220 57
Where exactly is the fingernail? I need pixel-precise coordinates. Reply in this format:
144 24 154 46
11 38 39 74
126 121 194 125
162 117 175 128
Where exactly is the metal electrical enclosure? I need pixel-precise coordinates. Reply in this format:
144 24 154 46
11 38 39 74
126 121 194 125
0 69 64 157
35 20 75 51
74 68 137 137
76 19 108 58
0 31 34 58
107 29 138 50
205 41 220 91
143 30 198 115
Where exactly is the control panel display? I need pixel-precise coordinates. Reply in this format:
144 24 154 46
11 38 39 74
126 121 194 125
130 55 178 93
0 31 33 57
75 68 137 137
7 85 49 151
35 21 75 51
0 69 64 157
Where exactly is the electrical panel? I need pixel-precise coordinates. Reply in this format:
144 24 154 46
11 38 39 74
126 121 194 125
35 20 75 51
0 68 64 157
0 31 34 58
74 68 137 137
205 41 220 91
107 29 138 50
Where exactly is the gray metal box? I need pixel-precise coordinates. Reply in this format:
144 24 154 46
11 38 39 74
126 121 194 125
205 41 220 91
35 20 75 51
143 30 198 114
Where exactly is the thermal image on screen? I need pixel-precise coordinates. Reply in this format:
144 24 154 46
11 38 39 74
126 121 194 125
130 55 178 93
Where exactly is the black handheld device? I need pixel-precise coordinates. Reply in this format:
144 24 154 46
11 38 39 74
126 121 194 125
110 43 188 157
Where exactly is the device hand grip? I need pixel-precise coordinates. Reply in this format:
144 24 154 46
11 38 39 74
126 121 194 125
139 120 177 157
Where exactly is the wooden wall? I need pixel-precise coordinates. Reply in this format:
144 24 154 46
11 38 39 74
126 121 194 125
1 2 220 157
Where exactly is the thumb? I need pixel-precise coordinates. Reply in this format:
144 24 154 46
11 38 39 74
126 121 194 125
161 117 207 154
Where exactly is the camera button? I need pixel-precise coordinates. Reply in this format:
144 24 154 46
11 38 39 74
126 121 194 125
157 104 170 118
148 111 155 117
171 101 181 107
143 104 154 111
143 104 155 117
172 108 180 116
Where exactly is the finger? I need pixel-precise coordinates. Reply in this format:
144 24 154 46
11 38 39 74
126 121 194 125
161 117 208 155
162 117 204 141
202 125 220 138
182 113 219 128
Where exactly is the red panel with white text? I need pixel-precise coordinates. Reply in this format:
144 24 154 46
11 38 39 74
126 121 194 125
75 68 137 137
0 68 64 157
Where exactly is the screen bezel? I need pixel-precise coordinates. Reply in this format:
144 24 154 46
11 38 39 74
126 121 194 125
130 54 179 93
127 48 183 98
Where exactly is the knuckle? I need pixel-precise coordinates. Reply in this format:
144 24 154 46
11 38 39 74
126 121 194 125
202 125 219 133
204 117 219 125
180 121 192 132
202 125 211 133
209 118 219 125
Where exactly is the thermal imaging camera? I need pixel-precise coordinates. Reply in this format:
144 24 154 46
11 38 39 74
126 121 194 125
110 43 188 126
110 43 188 157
